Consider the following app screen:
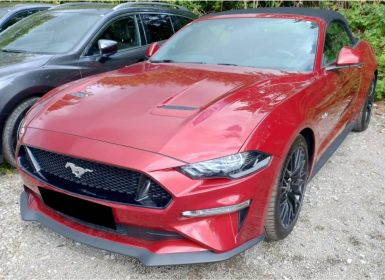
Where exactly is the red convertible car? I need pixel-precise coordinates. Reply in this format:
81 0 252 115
17 8 377 265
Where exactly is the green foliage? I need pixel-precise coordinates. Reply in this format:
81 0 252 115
0 163 14 175
338 3 385 99
5 0 385 99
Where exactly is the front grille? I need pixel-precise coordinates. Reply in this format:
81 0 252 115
19 146 172 208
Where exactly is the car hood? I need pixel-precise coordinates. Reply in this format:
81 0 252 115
0 51 52 78
29 63 313 163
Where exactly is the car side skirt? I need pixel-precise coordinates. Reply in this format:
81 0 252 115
310 122 354 179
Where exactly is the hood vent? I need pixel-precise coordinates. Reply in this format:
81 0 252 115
159 105 198 111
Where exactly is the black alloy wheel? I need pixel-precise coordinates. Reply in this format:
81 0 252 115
279 145 307 228
264 135 309 241
363 79 375 126
354 77 376 132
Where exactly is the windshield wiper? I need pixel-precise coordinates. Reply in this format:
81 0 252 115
0 49 27 53
185 61 207 64
151 59 207 65
150 59 176 63
215 63 239 66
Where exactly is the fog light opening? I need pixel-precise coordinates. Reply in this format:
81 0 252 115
237 206 249 232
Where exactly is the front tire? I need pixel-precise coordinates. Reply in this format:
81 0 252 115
2 97 39 167
264 135 308 241
353 77 376 132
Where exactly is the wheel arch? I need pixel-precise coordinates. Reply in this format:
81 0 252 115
0 86 54 162
0 86 54 124
299 127 316 174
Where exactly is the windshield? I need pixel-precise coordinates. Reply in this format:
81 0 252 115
0 11 101 54
151 18 319 72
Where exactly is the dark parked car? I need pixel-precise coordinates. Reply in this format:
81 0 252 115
0 3 53 32
0 2 196 166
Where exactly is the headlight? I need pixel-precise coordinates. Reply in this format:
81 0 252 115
178 151 271 179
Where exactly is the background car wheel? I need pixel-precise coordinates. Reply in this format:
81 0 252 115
353 77 376 132
2 97 39 167
264 135 308 241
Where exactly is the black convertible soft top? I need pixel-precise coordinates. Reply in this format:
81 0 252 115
210 7 348 26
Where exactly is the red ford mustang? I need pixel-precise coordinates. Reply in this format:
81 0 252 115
17 8 377 265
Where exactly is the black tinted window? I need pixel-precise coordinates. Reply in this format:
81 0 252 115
141 14 173 43
2 9 39 31
323 21 352 65
171 16 192 32
87 16 140 56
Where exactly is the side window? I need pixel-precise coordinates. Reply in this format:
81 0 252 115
86 16 140 56
140 14 173 44
171 16 192 32
323 21 352 65
1 9 39 31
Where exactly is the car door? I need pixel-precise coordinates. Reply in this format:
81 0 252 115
78 15 146 77
324 21 361 120
316 21 359 152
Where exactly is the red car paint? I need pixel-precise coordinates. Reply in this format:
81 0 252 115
17 12 377 263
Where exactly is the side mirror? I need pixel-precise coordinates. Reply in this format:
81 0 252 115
98 39 117 58
145 42 160 59
336 46 361 66
326 46 361 71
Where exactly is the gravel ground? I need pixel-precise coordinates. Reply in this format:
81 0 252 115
1 106 385 280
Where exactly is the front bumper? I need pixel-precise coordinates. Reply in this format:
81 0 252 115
18 128 280 265
21 191 263 266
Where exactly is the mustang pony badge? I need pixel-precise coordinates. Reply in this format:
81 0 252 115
65 162 93 178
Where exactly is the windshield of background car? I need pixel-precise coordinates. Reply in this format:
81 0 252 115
0 8 10 18
0 11 101 54
151 18 319 72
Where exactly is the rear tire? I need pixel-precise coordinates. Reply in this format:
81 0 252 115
2 97 39 167
264 135 308 241
353 77 376 132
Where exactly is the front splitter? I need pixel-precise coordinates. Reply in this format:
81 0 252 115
20 191 263 266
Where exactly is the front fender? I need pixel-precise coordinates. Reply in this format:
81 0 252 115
240 86 318 178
